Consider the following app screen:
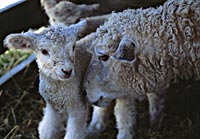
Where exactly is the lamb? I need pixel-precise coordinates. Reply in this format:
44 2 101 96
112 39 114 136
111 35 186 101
41 0 115 133
41 0 99 25
83 0 200 138
4 21 93 139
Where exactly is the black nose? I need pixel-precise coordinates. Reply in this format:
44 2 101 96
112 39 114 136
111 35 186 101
62 69 72 75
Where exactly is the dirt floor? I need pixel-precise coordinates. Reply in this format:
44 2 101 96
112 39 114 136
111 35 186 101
1 62 200 139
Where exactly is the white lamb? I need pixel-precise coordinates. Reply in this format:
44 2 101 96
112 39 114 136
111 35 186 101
83 0 200 139
4 21 92 139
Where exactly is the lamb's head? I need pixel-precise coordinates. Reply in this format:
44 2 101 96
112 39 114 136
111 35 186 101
4 21 87 81
85 31 140 107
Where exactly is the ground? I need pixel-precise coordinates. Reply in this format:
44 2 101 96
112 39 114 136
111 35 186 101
1 62 200 139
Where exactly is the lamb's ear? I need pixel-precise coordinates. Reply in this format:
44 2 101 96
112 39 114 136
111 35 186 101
75 33 95 54
112 37 137 62
3 31 36 50
71 20 88 38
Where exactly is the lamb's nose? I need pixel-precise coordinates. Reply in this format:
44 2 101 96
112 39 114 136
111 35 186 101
62 69 72 76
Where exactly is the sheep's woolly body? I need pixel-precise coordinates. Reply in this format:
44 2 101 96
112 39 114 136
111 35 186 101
85 0 200 138
93 0 200 98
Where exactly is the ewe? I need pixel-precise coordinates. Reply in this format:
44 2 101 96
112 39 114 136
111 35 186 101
41 0 99 25
83 0 200 139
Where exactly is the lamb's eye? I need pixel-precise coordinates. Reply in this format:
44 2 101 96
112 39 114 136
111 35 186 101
41 49 49 55
99 55 109 61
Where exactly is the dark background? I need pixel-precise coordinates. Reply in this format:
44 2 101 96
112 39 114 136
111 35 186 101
0 0 48 53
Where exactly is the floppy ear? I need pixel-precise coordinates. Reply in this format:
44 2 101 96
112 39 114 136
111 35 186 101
3 31 36 51
70 20 88 38
112 36 137 62
75 33 95 54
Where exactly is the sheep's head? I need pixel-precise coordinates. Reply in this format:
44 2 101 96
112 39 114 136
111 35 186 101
48 1 99 25
4 21 87 81
85 33 140 107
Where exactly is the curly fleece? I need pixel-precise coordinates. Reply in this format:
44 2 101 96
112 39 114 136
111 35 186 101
93 0 200 97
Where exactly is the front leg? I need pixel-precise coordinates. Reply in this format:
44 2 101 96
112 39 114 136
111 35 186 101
87 101 114 135
114 98 136 139
38 103 65 139
64 111 87 139
147 92 165 126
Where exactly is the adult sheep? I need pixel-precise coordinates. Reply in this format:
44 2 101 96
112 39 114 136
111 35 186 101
41 0 99 25
83 0 200 138
4 21 92 139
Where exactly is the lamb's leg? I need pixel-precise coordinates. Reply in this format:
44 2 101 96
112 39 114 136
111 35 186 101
38 103 65 139
64 111 87 139
87 102 114 135
114 98 136 139
147 92 165 126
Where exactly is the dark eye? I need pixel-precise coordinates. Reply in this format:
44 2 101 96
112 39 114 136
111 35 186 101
41 49 49 55
99 55 109 61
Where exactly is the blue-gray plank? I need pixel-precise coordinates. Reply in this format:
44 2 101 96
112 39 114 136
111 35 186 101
0 0 26 13
0 54 35 86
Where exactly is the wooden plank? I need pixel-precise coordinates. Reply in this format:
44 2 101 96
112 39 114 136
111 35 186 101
0 0 26 13
0 54 35 86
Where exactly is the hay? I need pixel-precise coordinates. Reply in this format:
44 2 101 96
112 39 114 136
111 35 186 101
1 63 200 139
0 50 31 77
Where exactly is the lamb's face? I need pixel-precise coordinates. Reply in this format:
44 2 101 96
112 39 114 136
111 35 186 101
4 21 87 81
35 31 76 81
85 35 139 107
